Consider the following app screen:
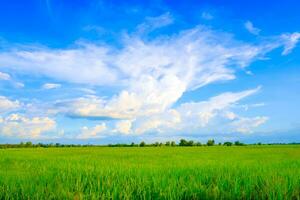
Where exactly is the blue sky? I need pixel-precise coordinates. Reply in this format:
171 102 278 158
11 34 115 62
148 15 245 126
0 0 300 144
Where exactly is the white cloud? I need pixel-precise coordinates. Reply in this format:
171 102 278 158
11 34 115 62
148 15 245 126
42 83 61 90
231 116 268 134
77 123 107 139
244 21 261 35
0 72 24 87
137 12 174 33
0 113 56 138
281 32 300 55
15 82 25 88
132 87 261 134
0 43 118 86
0 71 10 80
114 120 132 134
177 86 261 126
0 96 20 113
134 109 181 134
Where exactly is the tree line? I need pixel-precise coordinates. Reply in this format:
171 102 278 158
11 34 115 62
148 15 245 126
0 139 299 149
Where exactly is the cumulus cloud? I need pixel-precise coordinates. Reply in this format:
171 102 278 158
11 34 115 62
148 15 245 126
231 116 268 134
131 87 261 134
0 113 56 138
0 96 20 114
244 21 261 35
77 123 107 139
114 120 132 134
42 83 61 90
51 23 286 122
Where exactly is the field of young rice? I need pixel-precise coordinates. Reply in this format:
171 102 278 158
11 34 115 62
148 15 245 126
0 146 300 199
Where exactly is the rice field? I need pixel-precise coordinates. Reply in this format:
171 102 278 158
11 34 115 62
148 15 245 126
0 146 300 199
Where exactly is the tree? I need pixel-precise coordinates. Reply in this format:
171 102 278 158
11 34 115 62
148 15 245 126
25 141 32 147
207 139 215 146
171 141 176 146
223 142 232 146
234 141 244 146
179 139 188 146
187 140 194 146
139 141 146 147
165 141 171 146
195 142 202 146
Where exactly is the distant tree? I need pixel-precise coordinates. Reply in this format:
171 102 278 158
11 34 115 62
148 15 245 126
234 141 245 146
195 142 202 146
139 141 146 147
20 142 25 147
130 142 135 147
187 140 194 146
165 141 171 146
154 142 159 147
207 139 215 146
171 141 176 146
179 139 188 146
218 142 222 146
223 142 232 146
25 141 32 147
257 142 262 145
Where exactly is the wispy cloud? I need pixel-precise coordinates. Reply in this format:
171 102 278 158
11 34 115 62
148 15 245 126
244 21 261 35
0 71 24 88
281 32 300 55
0 71 10 80
42 83 61 90
137 12 174 33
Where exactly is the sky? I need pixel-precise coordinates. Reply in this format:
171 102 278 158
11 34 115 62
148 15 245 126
0 0 300 144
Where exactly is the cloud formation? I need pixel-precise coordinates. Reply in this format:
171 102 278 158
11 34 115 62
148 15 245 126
281 32 300 55
0 96 20 114
244 21 261 35
0 14 299 139
77 123 107 139
0 113 56 138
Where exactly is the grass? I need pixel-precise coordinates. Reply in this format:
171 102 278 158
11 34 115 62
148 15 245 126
0 146 300 199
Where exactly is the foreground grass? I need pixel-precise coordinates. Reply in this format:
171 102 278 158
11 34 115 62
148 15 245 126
0 146 300 199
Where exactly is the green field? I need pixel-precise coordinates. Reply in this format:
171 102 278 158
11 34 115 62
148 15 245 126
0 146 300 199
